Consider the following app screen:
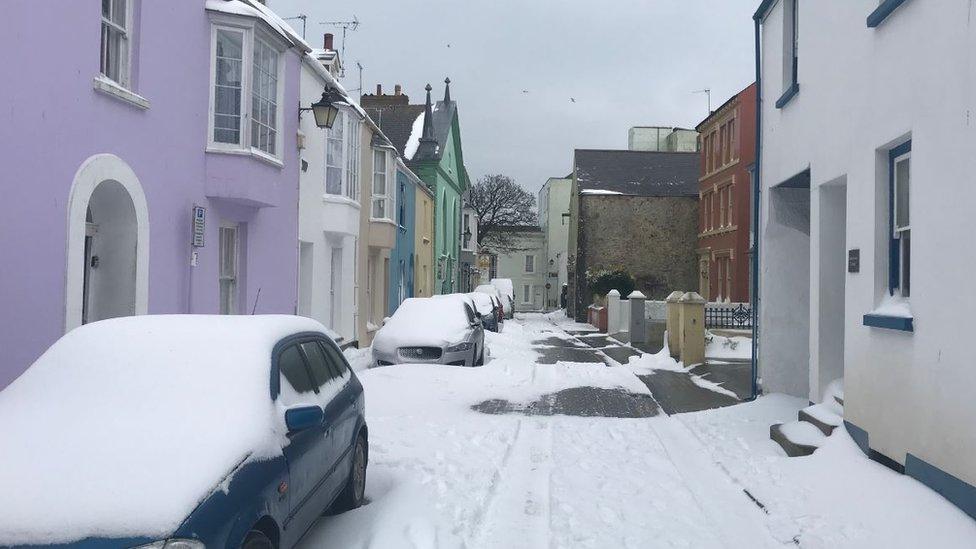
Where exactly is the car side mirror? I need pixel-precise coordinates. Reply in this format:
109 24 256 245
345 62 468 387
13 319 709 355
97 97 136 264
285 405 324 433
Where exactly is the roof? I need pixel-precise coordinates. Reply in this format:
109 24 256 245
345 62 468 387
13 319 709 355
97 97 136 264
365 100 457 163
364 104 426 159
493 225 543 233
573 150 700 197
695 82 757 131
205 0 311 52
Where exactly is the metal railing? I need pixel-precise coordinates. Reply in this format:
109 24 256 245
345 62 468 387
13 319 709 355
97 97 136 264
705 303 752 329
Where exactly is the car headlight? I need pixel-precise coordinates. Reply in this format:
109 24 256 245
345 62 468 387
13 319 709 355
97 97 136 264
131 540 205 549
446 342 473 353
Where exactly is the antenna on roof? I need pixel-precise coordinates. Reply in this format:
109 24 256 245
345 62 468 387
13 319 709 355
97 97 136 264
281 15 307 39
692 88 712 114
319 16 360 77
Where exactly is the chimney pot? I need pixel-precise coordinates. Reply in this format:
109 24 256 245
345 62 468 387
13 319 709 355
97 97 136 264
376 84 382 95
394 84 402 96
323 33 334 51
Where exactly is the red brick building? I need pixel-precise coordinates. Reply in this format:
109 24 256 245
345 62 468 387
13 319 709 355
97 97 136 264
695 83 756 303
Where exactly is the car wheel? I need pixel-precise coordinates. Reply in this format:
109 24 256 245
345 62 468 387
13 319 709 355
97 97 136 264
328 434 367 514
242 530 274 549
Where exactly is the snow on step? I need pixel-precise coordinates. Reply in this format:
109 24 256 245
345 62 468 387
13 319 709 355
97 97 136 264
780 420 826 447
798 403 843 436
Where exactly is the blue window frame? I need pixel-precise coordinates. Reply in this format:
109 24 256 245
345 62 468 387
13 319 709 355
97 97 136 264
867 0 910 28
887 140 911 297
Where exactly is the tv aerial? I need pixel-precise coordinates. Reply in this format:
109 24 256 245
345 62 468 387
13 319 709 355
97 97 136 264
320 16 360 77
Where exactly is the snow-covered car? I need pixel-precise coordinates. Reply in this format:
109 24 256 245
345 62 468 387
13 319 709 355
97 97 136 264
490 278 516 318
467 292 501 332
372 297 486 367
0 315 368 549
473 284 506 328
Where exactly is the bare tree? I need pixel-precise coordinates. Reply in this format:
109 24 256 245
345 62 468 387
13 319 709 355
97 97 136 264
469 174 538 252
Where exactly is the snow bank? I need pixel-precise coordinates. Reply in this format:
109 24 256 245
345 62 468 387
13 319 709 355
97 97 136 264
705 331 752 361
343 346 373 373
0 315 329 545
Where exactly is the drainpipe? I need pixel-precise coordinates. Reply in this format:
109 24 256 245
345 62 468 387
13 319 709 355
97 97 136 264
748 15 763 402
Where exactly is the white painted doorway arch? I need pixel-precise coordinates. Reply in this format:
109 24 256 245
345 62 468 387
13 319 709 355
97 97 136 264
65 154 150 332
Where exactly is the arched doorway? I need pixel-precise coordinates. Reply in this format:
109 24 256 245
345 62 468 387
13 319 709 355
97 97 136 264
66 154 149 331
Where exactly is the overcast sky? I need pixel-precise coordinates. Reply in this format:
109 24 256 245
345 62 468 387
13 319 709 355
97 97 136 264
271 0 757 195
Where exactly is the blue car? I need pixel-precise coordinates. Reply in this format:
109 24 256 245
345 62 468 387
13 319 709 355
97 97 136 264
0 315 368 549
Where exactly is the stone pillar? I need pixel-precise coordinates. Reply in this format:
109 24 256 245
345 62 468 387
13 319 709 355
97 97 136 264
606 290 621 334
628 291 647 344
665 291 683 358
678 292 706 366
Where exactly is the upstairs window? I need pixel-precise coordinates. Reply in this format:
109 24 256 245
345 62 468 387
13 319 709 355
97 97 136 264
371 149 394 220
325 111 345 194
890 143 911 297
463 213 472 249
777 0 801 108
525 254 535 274
209 23 283 160
100 0 131 87
346 117 361 200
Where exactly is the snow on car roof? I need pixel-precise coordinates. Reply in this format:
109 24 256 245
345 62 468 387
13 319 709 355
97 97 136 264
0 315 328 545
466 292 495 314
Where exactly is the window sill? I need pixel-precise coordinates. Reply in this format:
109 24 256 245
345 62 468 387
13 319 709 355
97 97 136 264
206 146 283 169
322 194 361 209
863 314 914 332
775 82 800 109
867 0 909 28
92 75 150 110
370 218 397 226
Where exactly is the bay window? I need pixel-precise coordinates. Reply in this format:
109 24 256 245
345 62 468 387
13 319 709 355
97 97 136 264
371 150 395 220
325 111 345 194
209 22 284 160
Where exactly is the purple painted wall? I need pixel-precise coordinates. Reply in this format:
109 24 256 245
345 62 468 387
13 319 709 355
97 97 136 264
0 1 301 388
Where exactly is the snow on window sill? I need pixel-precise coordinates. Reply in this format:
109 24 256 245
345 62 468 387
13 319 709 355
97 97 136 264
322 194 361 209
205 146 283 169
92 75 150 110
863 296 914 332
370 217 397 226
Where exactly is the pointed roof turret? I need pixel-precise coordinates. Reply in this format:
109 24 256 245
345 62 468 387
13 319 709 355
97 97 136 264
443 77 452 103
415 83 438 159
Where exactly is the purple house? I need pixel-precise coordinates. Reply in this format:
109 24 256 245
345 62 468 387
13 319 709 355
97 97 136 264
0 0 309 388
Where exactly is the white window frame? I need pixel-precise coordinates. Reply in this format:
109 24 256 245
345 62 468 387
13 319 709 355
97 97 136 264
207 17 286 165
370 148 395 221
219 224 240 315
892 150 911 298
100 0 133 88
524 254 535 274
522 284 533 304
345 115 361 200
325 110 346 195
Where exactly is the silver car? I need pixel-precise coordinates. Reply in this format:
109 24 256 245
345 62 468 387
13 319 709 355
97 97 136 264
372 296 486 367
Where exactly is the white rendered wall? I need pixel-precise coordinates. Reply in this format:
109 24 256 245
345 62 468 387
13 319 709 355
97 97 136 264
759 0 976 485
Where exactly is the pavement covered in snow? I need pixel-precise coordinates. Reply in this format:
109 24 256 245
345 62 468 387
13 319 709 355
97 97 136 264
310 313 976 548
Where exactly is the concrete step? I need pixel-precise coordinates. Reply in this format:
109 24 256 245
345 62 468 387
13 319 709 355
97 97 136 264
798 403 843 436
770 421 826 457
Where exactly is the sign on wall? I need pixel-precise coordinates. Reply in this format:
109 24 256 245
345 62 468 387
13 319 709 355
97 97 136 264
192 205 206 248
848 249 860 273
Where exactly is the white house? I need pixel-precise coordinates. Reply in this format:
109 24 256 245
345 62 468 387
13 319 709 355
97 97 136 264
297 41 361 344
539 176 572 309
485 226 547 312
755 0 976 518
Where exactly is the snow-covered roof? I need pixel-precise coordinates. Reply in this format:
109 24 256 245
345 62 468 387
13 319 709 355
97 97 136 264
205 0 311 52
0 315 330 544
404 111 425 160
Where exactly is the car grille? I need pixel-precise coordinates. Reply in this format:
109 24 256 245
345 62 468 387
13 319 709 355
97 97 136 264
398 347 443 360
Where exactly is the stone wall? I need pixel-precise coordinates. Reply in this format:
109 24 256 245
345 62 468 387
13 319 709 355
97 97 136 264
573 195 699 319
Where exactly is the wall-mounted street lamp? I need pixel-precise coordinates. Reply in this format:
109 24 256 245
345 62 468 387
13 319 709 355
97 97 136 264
300 87 342 129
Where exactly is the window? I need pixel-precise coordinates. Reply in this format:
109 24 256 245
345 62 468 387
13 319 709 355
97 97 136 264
219 225 239 314
720 188 727 227
318 340 349 378
100 0 131 86
371 150 393 219
299 341 335 387
463 213 471 249
345 117 361 200
522 284 532 304
251 38 279 155
325 111 345 194
524 254 535 273
728 184 734 226
209 23 283 158
890 143 911 297
277 345 315 406
777 0 800 108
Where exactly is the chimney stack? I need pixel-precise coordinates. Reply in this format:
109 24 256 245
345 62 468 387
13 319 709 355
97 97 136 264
394 84 402 96
360 83 410 108
323 33 334 51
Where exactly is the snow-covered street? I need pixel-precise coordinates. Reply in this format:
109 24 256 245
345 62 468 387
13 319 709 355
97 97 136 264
301 314 976 548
